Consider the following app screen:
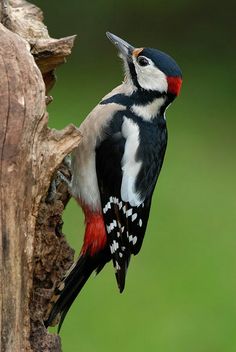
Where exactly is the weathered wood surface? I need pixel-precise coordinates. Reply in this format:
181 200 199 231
0 1 80 350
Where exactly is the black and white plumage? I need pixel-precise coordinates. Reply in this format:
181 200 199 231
45 32 182 330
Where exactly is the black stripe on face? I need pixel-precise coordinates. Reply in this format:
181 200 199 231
128 61 141 89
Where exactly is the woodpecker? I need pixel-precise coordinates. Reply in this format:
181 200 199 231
45 32 182 330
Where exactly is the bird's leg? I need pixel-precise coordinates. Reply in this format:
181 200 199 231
46 156 72 203
62 154 72 169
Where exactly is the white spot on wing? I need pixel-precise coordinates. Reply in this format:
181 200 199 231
115 261 121 271
128 234 138 245
106 220 117 234
132 236 138 245
110 240 119 254
103 201 111 214
103 197 123 214
125 208 133 218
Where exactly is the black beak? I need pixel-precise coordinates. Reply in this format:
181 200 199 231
106 32 134 60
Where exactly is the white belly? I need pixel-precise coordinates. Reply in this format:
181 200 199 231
71 97 125 211
71 91 126 212
71 146 101 212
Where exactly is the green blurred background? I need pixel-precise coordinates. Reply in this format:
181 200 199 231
34 1 236 351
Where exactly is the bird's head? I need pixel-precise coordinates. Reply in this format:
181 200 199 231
106 32 182 99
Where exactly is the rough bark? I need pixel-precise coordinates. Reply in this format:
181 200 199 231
0 1 80 351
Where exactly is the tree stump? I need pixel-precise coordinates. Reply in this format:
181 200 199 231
0 1 81 351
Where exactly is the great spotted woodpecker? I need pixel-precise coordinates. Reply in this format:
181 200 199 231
45 32 182 330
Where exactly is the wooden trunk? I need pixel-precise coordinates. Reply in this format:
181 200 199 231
0 1 80 350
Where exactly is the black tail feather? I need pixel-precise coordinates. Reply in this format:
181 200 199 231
44 254 96 331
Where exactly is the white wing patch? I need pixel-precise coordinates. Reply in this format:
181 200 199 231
121 117 143 207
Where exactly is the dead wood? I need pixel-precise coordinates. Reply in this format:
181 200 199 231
0 1 80 351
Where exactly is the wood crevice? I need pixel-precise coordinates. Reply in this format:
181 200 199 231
0 1 81 351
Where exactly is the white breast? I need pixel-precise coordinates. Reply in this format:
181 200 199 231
71 87 126 212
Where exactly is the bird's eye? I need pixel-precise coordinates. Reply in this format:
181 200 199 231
137 56 149 67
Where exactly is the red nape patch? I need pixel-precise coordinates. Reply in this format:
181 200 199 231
81 207 107 256
167 76 182 96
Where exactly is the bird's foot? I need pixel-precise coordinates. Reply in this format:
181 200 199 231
46 165 72 203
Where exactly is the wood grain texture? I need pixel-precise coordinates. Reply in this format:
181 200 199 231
0 1 81 351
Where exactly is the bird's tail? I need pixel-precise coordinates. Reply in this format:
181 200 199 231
44 253 96 332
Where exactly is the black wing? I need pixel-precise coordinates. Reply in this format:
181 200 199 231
96 116 167 292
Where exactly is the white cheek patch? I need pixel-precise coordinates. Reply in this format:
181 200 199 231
121 117 143 207
134 58 168 92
